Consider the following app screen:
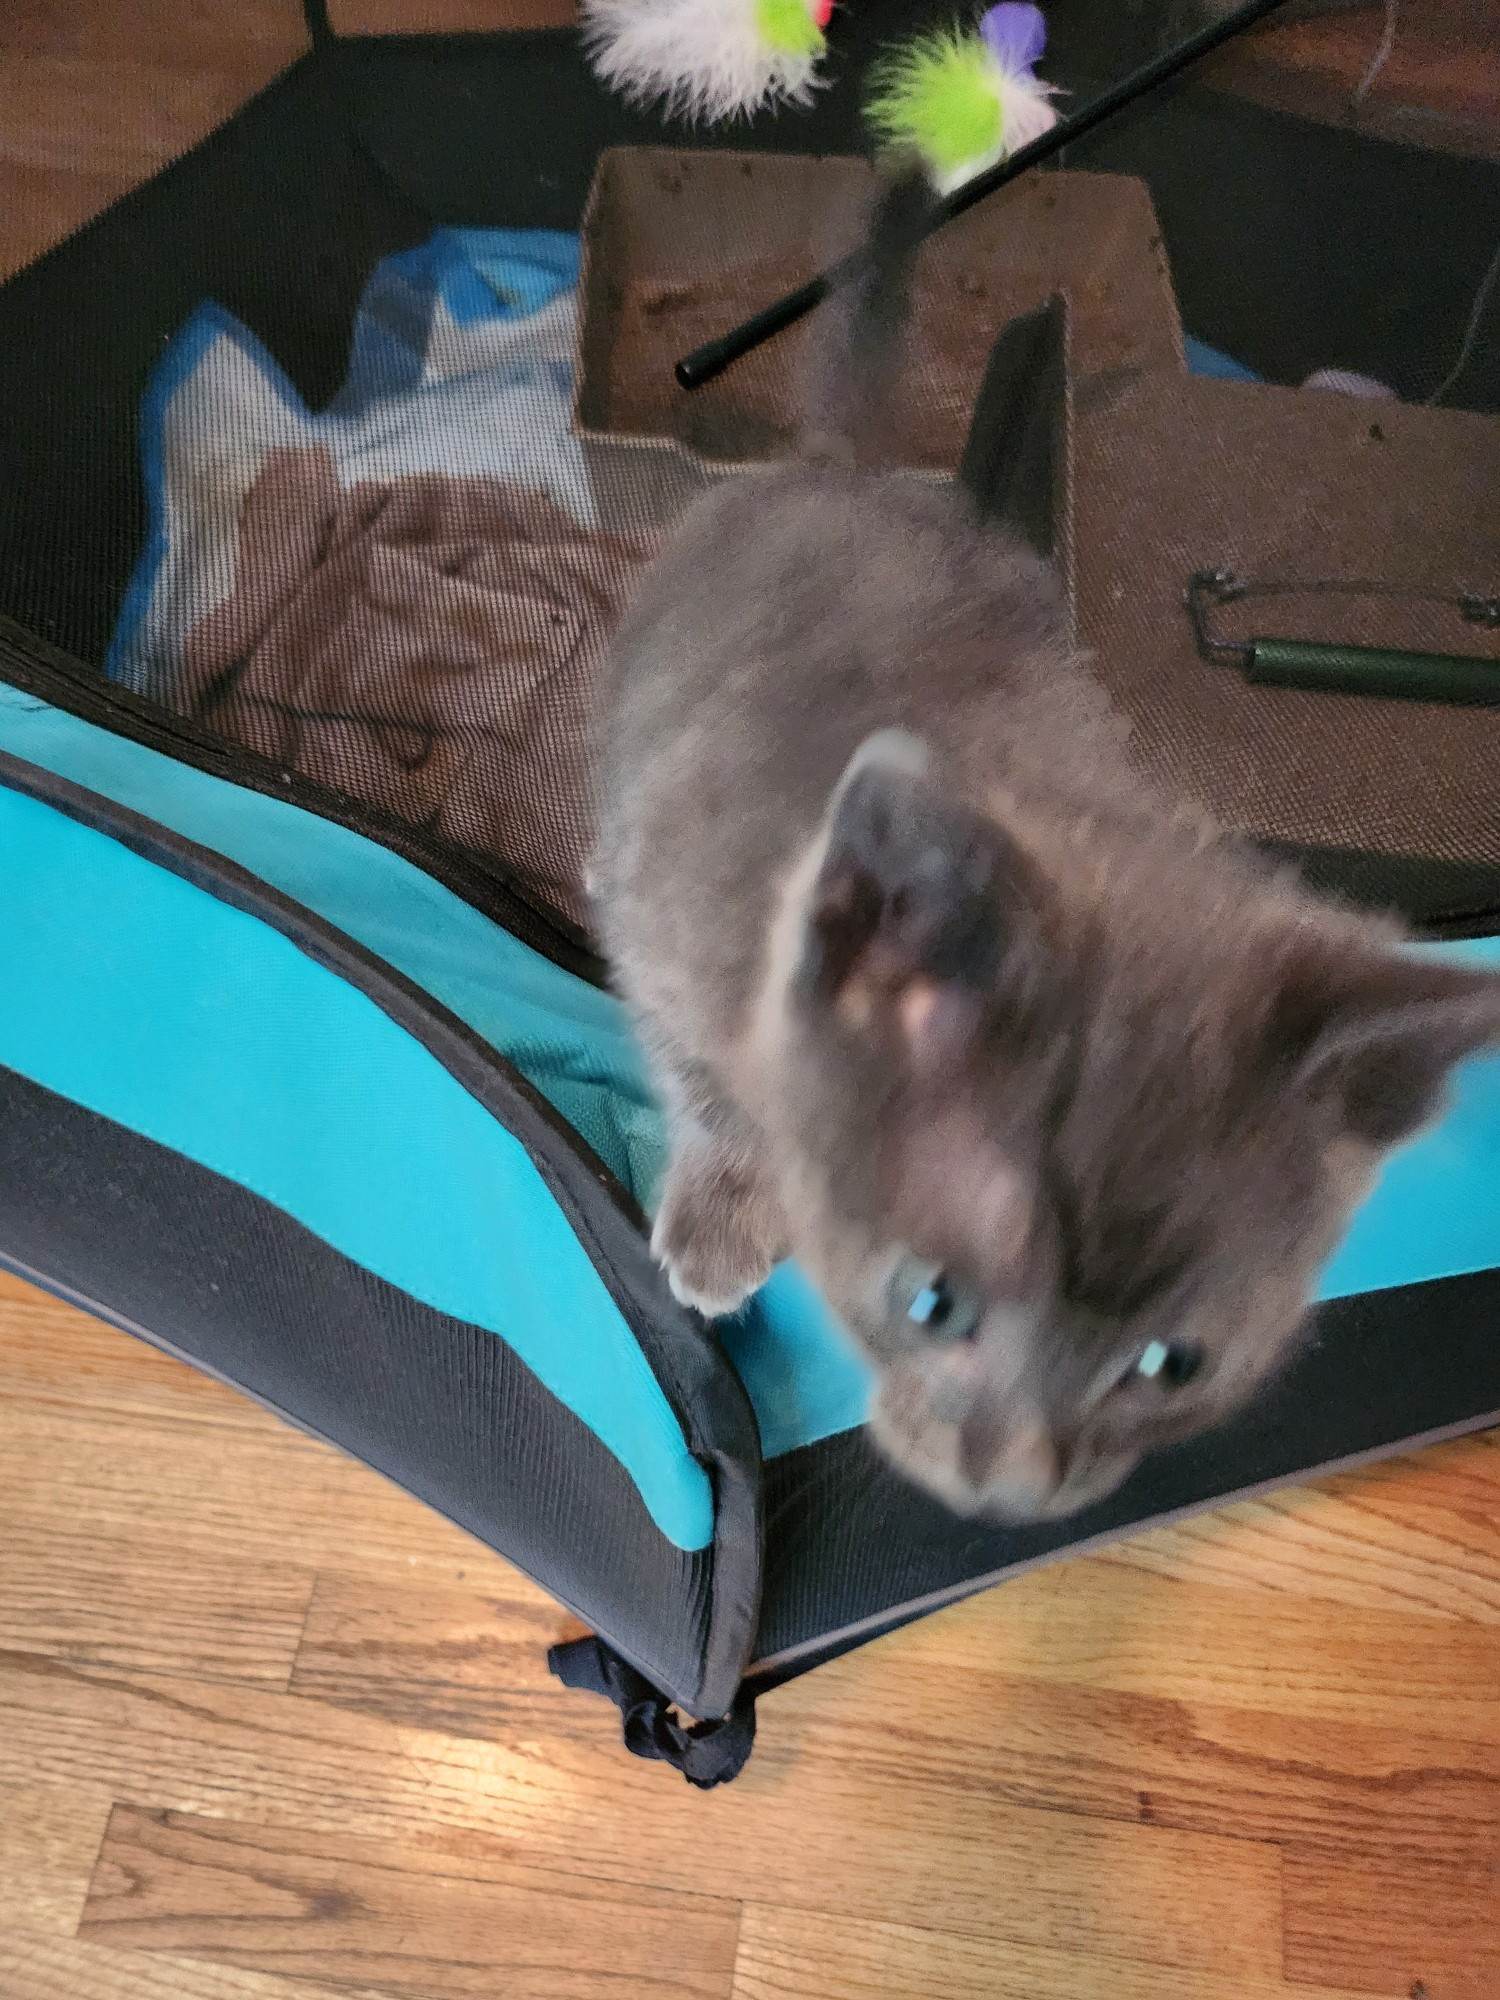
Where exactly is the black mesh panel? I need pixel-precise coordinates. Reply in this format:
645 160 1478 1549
0 1063 719 1712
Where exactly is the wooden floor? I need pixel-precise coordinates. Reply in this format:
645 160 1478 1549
4 1269 1500 2000
3 3 1500 1995
1201 0 1500 166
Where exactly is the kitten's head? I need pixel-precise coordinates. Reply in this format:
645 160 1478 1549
760 731 1500 1521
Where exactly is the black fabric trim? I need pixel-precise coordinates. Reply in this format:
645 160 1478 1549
0 1070 717 1710
0 624 604 984
0 748 763 1715
1254 837 1500 941
748 1411 1497 1693
749 1266 1500 1677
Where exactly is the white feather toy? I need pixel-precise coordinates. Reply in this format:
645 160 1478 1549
581 0 834 126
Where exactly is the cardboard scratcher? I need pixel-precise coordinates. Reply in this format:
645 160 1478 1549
575 147 1182 477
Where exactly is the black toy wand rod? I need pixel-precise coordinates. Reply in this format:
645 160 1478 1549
675 0 1299 391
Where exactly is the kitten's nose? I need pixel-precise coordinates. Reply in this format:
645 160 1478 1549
959 1404 1060 1517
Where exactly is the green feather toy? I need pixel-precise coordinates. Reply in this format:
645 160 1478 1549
867 6 1059 192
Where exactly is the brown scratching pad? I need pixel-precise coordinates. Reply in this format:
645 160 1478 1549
957 292 1070 568
1072 376 1500 864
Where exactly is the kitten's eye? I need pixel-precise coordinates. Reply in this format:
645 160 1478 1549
1134 1339 1203 1388
889 1254 981 1341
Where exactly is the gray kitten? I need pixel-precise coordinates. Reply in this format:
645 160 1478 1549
590 174 1500 1523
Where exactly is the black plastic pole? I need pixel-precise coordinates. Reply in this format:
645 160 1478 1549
675 0 1299 391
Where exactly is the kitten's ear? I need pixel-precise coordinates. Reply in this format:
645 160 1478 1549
796 731 1049 1065
1278 938 1500 1146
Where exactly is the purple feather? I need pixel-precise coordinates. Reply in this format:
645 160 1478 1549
980 3 1047 76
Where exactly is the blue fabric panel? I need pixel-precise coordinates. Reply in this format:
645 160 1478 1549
0 684 664 1202
0 684 863 1458
2 685 1497 1469
718 1264 876 1463
0 777 713 1552
1319 945 1500 1300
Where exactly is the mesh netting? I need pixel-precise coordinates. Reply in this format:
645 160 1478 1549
0 27 1495 944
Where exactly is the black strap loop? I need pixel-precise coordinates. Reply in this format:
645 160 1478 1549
548 1635 756 1789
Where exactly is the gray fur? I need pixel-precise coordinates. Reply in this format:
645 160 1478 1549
590 180 1500 1522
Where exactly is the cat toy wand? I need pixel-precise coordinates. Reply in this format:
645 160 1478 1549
675 0 1302 391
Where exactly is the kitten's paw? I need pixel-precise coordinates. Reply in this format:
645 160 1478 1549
659 1255 761 1321
651 1149 786 1319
